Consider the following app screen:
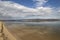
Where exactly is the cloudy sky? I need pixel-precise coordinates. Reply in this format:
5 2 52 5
0 0 60 19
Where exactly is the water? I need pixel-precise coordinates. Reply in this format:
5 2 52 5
4 21 60 27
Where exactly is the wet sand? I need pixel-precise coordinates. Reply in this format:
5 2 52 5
0 37 3 40
3 23 60 40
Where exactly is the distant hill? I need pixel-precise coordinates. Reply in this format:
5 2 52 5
22 19 60 22
0 19 60 22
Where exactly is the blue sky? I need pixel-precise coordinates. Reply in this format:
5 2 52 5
2 0 60 8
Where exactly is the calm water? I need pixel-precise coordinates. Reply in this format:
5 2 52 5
4 21 60 27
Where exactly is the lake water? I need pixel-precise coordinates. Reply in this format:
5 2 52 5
4 21 60 27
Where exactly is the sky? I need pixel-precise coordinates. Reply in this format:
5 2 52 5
0 0 60 19
1 0 60 8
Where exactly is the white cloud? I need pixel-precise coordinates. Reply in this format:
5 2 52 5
36 7 53 15
58 10 60 13
0 1 60 19
33 0 48 7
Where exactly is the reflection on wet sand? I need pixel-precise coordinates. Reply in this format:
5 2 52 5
3 22 60 40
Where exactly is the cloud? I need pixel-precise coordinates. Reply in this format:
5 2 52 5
33 0 48 7
0 1 60 19
36 7 53 15
0 1 38 19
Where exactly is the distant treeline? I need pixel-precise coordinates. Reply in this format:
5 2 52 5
22 19 60 22
0 19 60 22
